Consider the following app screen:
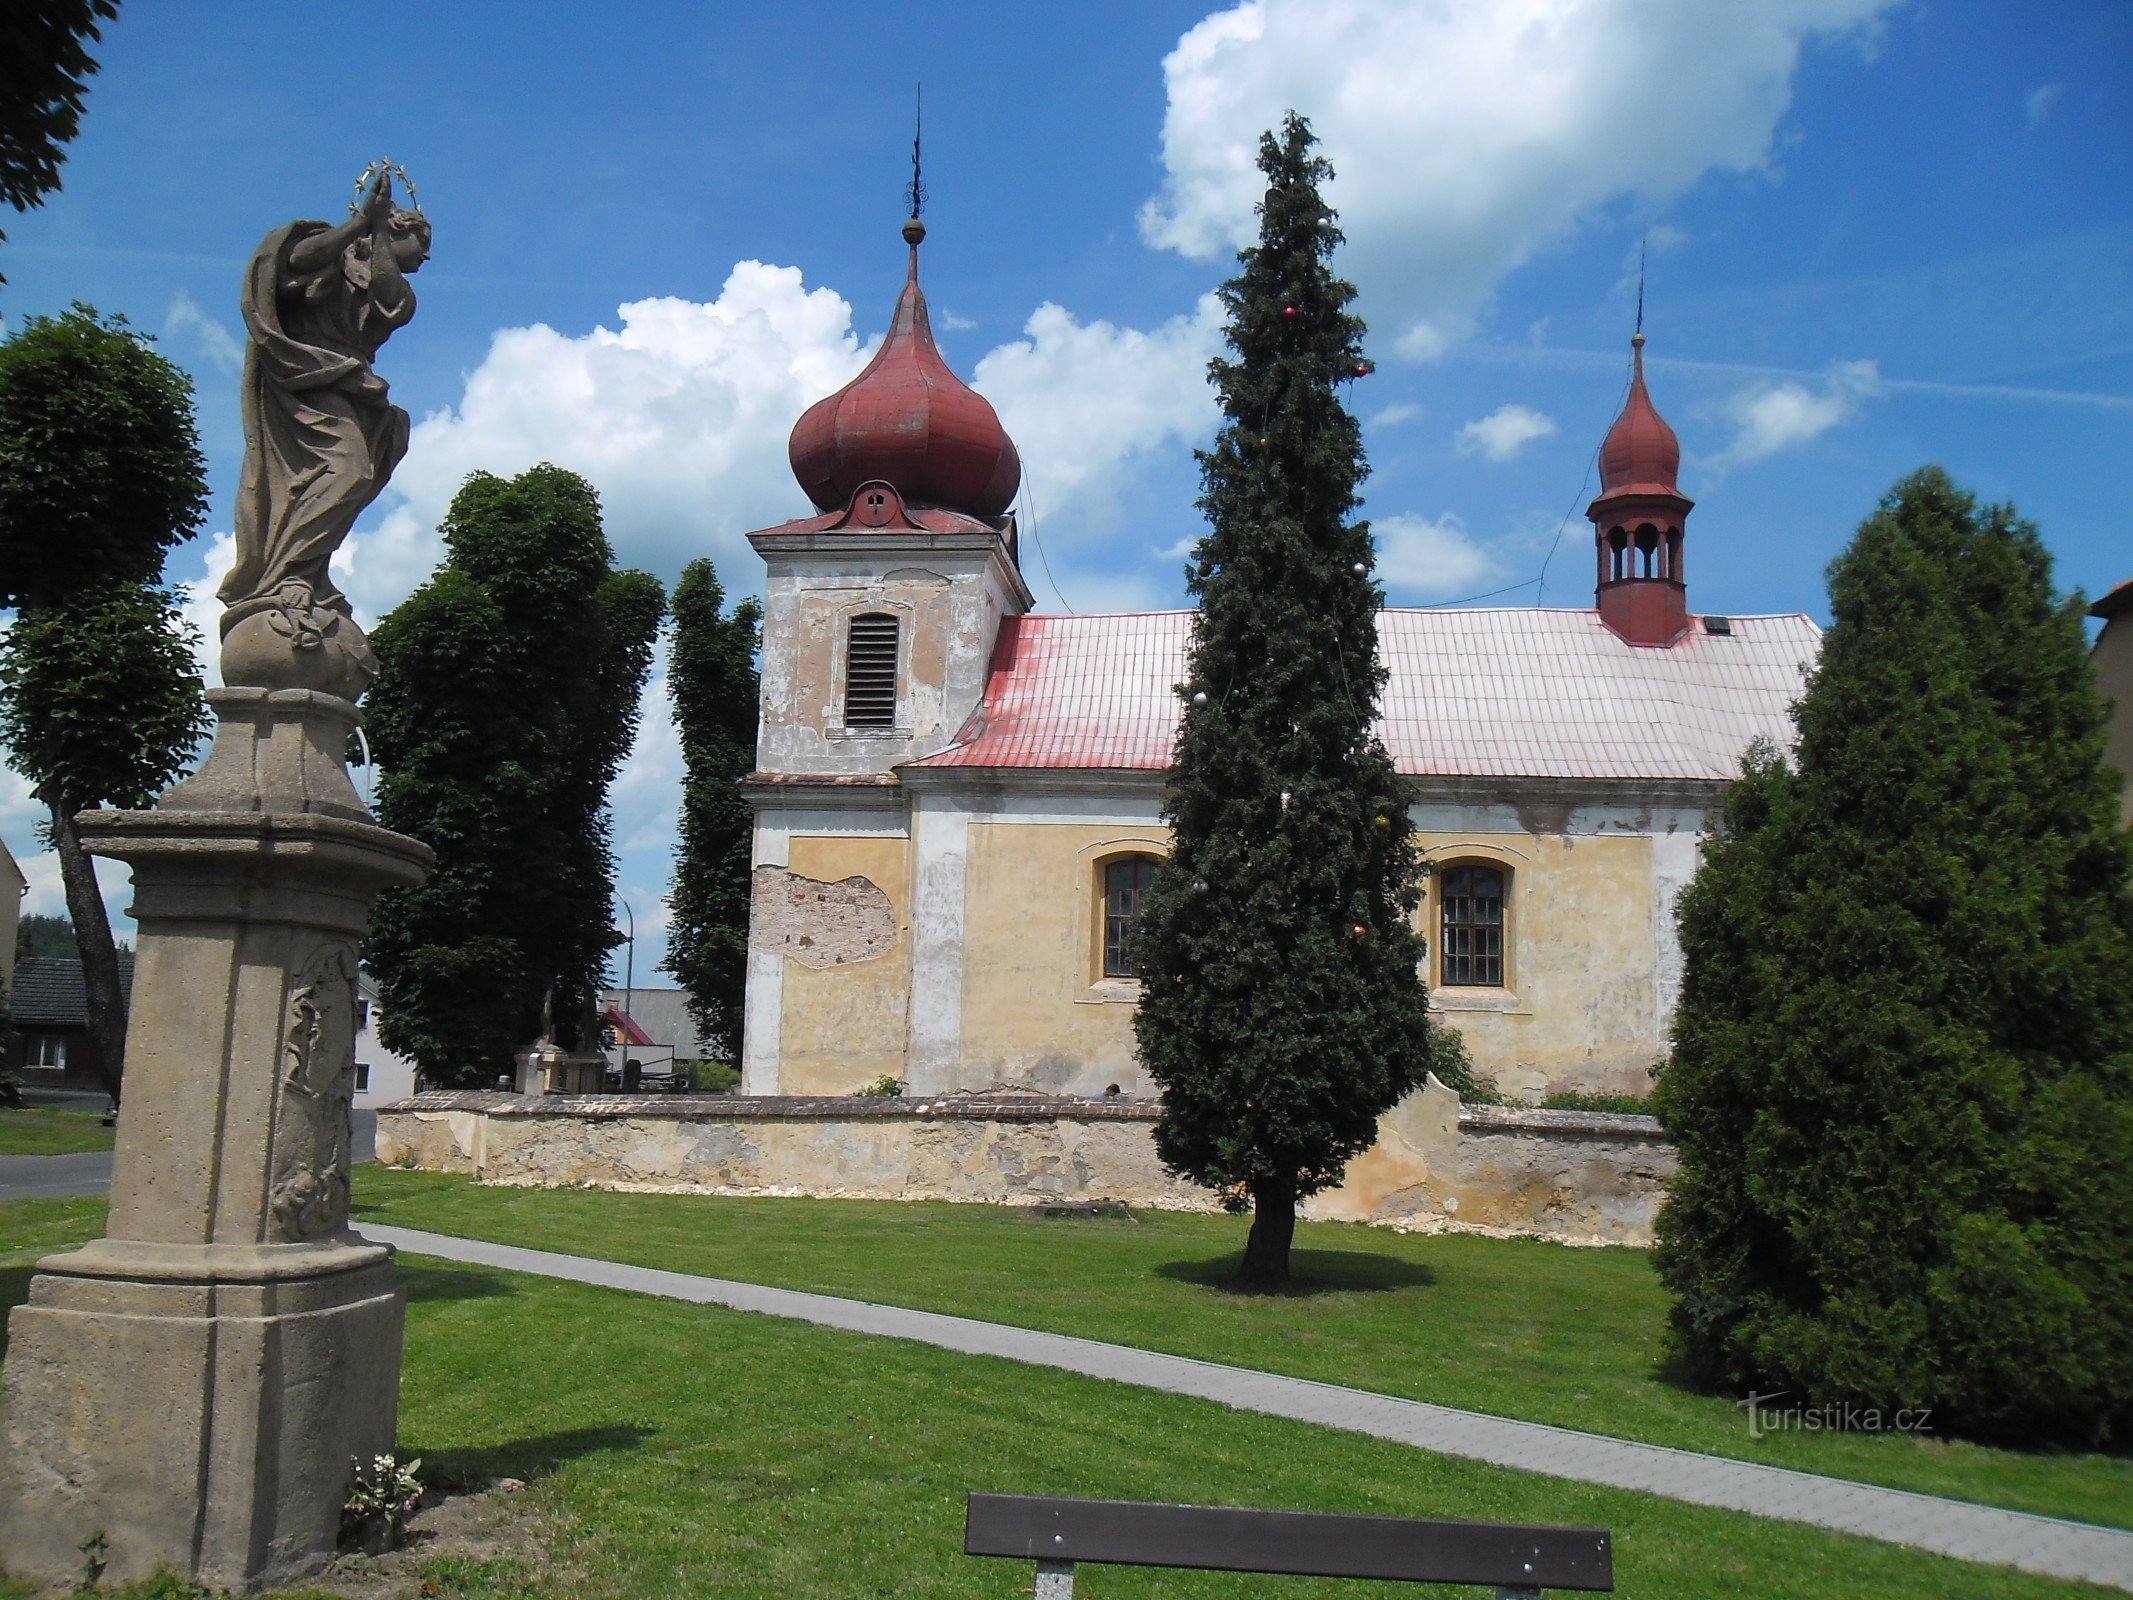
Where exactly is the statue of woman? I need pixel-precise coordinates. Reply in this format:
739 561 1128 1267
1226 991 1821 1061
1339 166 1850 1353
220 170 430 697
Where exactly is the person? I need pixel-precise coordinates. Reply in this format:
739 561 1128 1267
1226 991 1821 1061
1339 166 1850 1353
220 170 431 668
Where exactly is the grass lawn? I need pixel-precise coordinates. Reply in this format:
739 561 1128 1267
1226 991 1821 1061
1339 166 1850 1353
351 1170 2133 1531
0 1196 2118 1600
0 1107 113 1156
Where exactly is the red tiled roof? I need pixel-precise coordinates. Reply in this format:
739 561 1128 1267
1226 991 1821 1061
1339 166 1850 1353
908 608 1819 782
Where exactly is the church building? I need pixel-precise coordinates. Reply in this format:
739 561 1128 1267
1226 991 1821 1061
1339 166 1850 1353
739 221 1818 1104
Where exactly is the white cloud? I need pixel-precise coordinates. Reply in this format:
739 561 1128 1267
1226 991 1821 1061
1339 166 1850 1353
1139 0 1895 354
940 309 979 332
162 290 242 376
1367 401 1421 429
354 261 874 607
1454 402 1558 461
974 294 1224 514
2025 82 2063 127
1711 358 1881 466
15 847 133 935
611 636 684 859
1373 511 1501 600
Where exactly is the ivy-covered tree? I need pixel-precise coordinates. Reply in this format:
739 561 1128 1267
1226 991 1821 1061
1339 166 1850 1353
662 556 760 1063
1654 467 2133 1447
0 2 120 281
364 464 664 1086
1133 114 1445 1287
0 307 208 1102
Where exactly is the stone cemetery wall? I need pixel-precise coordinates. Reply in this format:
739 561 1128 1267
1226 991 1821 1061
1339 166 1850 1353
375 1078 1675 1246
383 1083 1672 1245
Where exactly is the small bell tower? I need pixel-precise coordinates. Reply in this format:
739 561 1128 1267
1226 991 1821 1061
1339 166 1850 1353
1587 331 1693 647
748 206 1029 778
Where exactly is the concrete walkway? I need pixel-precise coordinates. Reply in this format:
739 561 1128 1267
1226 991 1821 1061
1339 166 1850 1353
363 1224 2133 1592
0 1111 378 1201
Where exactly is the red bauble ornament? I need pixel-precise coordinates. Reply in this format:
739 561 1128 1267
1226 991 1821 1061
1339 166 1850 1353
1282 305 1298 321
1353 360 1373 377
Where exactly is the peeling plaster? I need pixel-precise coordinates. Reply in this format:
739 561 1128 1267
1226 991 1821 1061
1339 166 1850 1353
750 866 897 968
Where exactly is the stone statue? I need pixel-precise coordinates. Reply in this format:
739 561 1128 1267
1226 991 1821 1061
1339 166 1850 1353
0 171 437 1592
219 166 430 698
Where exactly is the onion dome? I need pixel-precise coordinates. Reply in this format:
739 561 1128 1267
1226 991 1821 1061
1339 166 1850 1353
1596 333 1681 497
789 219 1021 520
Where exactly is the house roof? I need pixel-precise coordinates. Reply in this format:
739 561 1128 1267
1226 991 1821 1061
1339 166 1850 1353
10 953 136 1027
2090 578 2133 623
908 608 1821 783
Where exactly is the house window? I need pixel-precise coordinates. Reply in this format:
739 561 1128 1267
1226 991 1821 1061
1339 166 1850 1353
844 612 899 727
356 998 371 1030
1103 857 1159 978
1440 864 1505 987
354 1061 371 1092
26 1034 68 1070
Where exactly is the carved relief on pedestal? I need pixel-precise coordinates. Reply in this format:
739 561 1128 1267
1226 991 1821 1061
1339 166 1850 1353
268 943 361 1241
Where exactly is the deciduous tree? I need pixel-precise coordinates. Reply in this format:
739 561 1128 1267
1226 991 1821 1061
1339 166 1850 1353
1655 467 2133 1446
662 556 760 1064
0 1 120 281
1132 115 1446 1287
364 464 664 1086
0 307 207 1102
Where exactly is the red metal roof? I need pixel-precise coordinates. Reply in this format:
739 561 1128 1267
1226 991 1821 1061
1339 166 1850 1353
600 1007 657 1047
908 608 1820 782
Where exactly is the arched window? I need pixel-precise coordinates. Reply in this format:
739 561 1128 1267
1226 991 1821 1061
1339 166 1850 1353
1102 856 1159 978
843 612 899 727
1440 863 1505 987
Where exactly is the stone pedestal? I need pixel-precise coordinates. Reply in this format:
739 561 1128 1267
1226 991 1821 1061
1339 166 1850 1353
0 689 431 1593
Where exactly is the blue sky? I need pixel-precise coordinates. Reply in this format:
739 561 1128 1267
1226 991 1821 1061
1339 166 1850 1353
3 0 2128 972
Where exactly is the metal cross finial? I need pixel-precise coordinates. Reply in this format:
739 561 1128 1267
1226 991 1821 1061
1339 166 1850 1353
905 84 927 221
1634 233 1647 340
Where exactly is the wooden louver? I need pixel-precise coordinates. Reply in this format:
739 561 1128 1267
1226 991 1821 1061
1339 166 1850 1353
844 612 900 727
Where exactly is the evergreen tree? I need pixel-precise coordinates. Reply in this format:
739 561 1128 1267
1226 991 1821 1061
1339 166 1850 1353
1133 115 1442 1287
1655 467 2133 1447
0 306 208 1102
662 556 760 1064
364 465 664 1086
15 912 76 961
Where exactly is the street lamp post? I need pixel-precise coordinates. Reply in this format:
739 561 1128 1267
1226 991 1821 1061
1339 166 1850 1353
619 897 635 1054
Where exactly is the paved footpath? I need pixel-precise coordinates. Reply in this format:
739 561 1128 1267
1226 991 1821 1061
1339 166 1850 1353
364 1225 2133 1593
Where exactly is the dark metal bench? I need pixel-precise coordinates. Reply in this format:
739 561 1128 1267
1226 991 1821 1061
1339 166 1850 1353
966 1493 1613 1598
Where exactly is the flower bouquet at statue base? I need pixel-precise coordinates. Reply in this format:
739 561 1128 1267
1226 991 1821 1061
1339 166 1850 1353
342 1451 424 1555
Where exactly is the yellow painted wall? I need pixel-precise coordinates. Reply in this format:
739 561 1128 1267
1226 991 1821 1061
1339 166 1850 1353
946 820 1664 1102
1417 832 1662 1100
956 820 1168 1096
776 835 914 1094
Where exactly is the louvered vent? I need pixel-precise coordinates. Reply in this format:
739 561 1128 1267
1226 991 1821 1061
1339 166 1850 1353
844 612 900 727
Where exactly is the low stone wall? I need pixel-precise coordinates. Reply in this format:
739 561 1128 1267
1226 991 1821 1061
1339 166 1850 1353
375 1080 1675 1246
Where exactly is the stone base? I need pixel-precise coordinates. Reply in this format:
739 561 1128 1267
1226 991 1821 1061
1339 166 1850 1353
0 1240 404 1594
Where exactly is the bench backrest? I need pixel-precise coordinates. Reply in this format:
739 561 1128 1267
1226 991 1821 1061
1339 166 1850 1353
966 1493 1614 1591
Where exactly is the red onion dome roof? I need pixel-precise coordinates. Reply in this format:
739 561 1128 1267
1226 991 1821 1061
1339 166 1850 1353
1596 334 1681 497
789 221 1021 520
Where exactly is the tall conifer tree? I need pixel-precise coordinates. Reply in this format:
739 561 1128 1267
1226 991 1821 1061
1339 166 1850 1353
663 556 761 1063
1655 468 2133 1446
365 465 664 1085
1134 115 1436 1286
